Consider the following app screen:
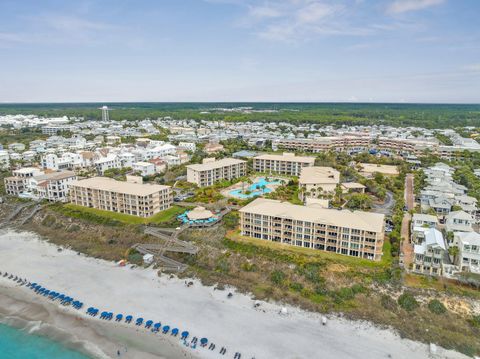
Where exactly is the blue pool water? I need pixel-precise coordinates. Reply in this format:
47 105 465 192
0 323 90 359
178 211 218 224
229 177 282 199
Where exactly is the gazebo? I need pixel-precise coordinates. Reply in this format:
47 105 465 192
186 206 214 221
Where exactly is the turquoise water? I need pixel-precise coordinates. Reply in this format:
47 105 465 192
0 323 90 359
229 177 282 199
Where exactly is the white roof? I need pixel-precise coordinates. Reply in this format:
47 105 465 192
187 206 214 220
187 158 245 171
254 153 315 163
359 163 399 175
456 232 480 246
414 228 445 254
447 210 474 221
412 213 438 223
134 161 154 168
70 177 170 196
299 167 339 185
239 198 385 233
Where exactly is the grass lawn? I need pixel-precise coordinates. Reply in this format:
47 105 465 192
226 230 391 269
54 203 186 226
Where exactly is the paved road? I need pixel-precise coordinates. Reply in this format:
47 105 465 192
405 173 415 211
371 191 395 215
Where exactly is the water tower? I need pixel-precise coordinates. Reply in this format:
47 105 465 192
99 106 110 121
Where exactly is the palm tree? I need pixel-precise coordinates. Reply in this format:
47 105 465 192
448 246 459 264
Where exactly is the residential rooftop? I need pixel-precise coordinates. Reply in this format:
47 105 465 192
70 177 170 196
186 157 245 171
239 198 385 233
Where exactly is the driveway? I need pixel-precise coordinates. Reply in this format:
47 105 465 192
371 191 395 215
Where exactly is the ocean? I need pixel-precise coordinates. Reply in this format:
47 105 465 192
0 323 90 359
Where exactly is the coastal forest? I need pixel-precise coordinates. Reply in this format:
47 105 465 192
1 102 480 128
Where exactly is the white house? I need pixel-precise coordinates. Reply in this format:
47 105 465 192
41 153 73 171
119 153 135 168
26 171 77 202
178 142 196 152
0 150 10 169
144 144 176 160
94 154 121 174
413 228 446 276
445 210 474 233
132 161 155 177
455 232 480 274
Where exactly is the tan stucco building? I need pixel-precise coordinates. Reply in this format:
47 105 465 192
186 158 247 187
253 153 315 176
239 198 385 261
69 177 172 218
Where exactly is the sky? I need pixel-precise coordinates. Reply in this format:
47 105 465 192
0 0 479 103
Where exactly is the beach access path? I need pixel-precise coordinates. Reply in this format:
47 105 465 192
0 229 468 359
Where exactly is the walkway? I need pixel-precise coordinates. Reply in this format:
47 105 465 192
405 173 415 211
133 225 198 272
400 173 415 269
400 212 413 269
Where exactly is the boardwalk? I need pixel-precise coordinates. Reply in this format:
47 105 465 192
133 225 198 272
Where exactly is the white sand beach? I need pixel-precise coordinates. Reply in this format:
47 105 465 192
0 229 469 359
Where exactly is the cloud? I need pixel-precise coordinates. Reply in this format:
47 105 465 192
387 0 445 14
248 5 283 19
296 2 338 24
463 64 480 72
243 1 371 42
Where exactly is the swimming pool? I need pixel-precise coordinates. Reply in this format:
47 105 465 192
228 177 282 199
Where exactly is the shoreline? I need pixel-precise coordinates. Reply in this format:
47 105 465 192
0 280 196 359
0 228 471 359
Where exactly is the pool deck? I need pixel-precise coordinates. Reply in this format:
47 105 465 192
221 176 284 199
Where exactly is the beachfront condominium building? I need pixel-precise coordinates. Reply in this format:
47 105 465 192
69 177 172 217
27 170 77 202
239 198 385 261
4 167 44 196
186 158 247 187
298 166 340 201
253 153 315 176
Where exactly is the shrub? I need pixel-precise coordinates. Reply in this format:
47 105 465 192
223 211 239 230
397 292 419 312
300 263 325 285
314 285 328 296
289 282 304 292
381 294 397 312
215 258 230 273
428 299 446 315
469 315 480 329
41 214 56 227
241 262 257 272
270 270 286 286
